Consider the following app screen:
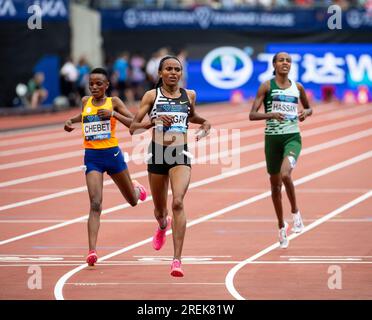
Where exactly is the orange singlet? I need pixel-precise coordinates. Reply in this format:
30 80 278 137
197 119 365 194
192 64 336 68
81 97 118 149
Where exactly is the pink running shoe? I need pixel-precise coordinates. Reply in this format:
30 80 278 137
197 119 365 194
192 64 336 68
132 180 147 201
170 259 184 277
86 250 98 266
152 216 171 251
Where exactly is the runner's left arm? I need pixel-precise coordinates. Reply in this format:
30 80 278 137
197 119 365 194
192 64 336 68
297 82 313 122
64 96 88 132
97 97 134 128
187 90 211 141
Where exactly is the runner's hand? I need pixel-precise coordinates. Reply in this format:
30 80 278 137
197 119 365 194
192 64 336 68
196 121 211 141
157 115 174 127
298 109 309 122
97 109 112 120
64 119 74 132
270 112 285 122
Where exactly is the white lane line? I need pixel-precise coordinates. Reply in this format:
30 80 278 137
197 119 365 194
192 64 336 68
193 188 371 194
225 189 372 300
1 218 371 224
1 127 371 212
0 260 238 265
5 261 372 268
0 167 83 188
0 130 135 157
281 255 372 258
66 282 226 286
133 255 232 258
0 150 83 170
0 124 65 139
287 258 361 261
53 152 372 300
243 261 372 264
0 131 67 146
0 170 146 212
0 139 85 157
0 254 83 257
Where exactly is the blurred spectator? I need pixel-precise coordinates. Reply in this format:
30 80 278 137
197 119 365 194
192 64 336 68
146 47 169 88
103 54 116 96
365 0 372 12
129 52 147 100
258 0 274 9
294 0 314 7
76 56 91 99
60 57 79 106
112 51 134 104
332 0 349 10
27 72 48 109
177 48 189 88
273 0 290 7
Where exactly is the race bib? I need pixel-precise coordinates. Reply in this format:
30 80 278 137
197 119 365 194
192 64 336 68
156 109 188 134
83 118 111 141
272 101 298 120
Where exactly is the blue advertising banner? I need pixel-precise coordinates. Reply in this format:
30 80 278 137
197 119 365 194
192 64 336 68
0 0 69 21
187 44 372 102
101 7 372 31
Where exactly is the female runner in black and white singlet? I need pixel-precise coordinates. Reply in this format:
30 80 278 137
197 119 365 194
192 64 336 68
130 56 211 277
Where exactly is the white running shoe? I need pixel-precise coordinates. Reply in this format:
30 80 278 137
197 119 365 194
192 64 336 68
292 211 304 233
279 221 289 249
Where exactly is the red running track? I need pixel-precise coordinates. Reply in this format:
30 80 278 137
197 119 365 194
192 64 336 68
0 101 371 300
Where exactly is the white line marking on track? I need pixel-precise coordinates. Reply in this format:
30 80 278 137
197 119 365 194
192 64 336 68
0 150 83 170
53 152 372 300
0 254 82 257
287 258 361 261
281 255 372 258
0 167 83 188
4 261 372 268
66 282 226 286
1 218 371 223
225 189 372 300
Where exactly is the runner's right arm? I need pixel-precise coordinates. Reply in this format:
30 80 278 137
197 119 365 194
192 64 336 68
129 90 172 135
64 96 88 132
249 81 284 122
